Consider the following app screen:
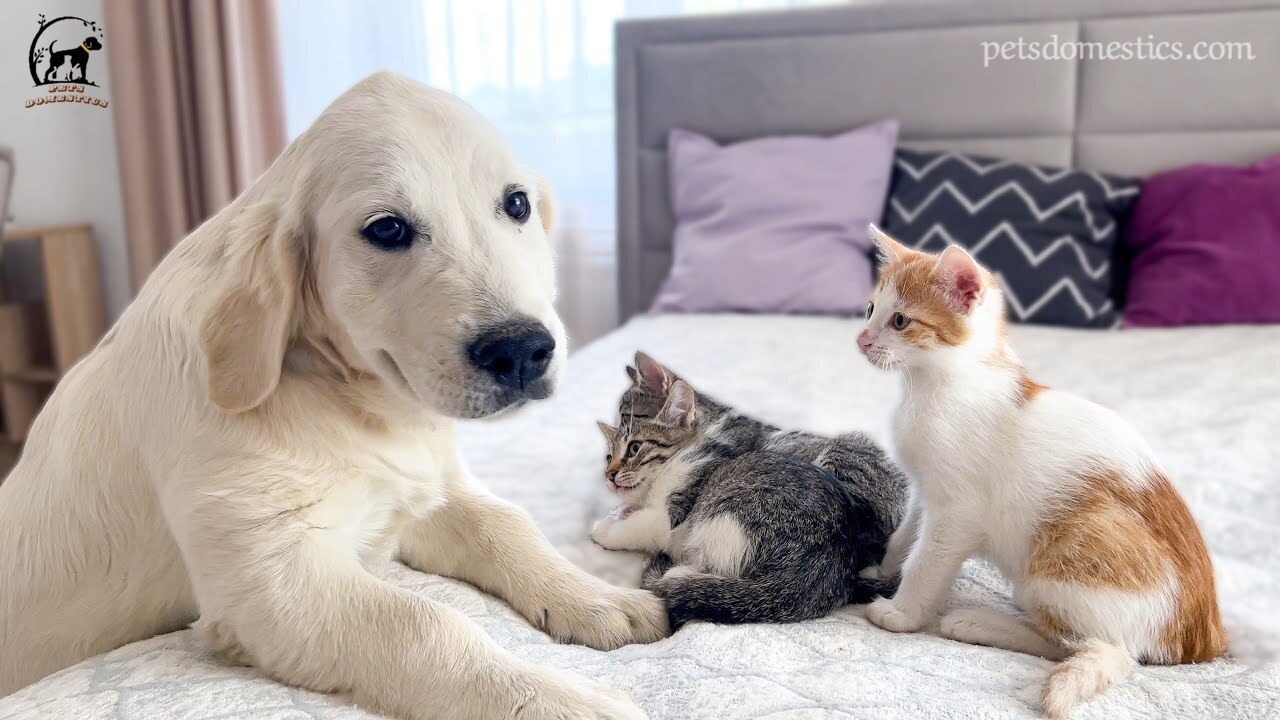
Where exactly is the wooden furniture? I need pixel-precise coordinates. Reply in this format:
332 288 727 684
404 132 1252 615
0 224 106 477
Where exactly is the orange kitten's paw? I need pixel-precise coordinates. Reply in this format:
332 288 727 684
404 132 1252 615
865 597 923 633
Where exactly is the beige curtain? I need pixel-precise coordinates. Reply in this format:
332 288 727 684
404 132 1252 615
105 0 287 291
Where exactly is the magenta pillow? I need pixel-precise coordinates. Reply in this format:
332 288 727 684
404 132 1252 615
1124 154 1280 327
652 120 899 315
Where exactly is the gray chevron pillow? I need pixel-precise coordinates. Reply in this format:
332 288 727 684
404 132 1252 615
882 149 1140 328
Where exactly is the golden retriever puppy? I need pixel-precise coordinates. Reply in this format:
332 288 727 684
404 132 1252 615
0 71 666 718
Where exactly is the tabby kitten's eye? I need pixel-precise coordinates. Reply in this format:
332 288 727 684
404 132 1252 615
627 441 642 457
605 454 612 463
866 302 874 319
892 312 911 330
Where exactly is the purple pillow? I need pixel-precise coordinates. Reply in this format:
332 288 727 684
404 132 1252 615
1123 154 1280 327
652 120 899 315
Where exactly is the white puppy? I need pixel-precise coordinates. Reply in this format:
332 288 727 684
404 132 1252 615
0 72 667 718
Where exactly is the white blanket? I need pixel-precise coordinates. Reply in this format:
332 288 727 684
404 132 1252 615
4 314 1278 719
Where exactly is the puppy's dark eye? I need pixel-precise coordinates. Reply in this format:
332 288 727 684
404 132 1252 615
503 191 530 223
362 215 414 250
892 312 911 330
627 441 642 457
866 302 875 319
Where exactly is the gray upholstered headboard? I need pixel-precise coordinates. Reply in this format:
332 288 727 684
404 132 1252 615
614 0 1280 321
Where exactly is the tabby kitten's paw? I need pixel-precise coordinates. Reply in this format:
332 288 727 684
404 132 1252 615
866 597 924 633
591 517 631 550
590 518 615 547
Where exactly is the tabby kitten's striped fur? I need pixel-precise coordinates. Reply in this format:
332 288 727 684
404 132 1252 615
590 353 905 628
619 352 907 538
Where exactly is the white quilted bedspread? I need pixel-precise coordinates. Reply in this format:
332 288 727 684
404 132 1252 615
4 314 1278 719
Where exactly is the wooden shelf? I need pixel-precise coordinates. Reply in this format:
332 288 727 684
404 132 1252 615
5 366 58 383
2 224 93 242
0 223 105 477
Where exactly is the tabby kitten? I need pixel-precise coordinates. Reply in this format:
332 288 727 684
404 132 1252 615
619 352 907 540
591 376 895 628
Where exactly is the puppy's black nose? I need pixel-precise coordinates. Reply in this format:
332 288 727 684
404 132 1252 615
468 322 555 390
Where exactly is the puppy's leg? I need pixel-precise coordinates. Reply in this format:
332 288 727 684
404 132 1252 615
401 487 670 650
175 499 643 720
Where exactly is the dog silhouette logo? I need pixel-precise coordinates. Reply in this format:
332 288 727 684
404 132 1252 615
29 14 104 86
24 14 108 110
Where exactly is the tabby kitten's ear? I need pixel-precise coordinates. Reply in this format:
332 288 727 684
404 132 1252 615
596 421 619 444
657 380 697 428
634 351 673 394
626 365 640 386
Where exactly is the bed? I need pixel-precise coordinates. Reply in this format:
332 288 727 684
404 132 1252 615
3 317 1278 719
5 1 1280 718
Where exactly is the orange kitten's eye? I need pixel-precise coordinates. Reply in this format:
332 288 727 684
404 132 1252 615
892 312 911 330
866 302 874 319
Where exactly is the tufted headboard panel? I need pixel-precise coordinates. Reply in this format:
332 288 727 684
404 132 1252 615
614 0 1280 321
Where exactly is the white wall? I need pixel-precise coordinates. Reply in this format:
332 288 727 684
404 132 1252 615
0 0 130 320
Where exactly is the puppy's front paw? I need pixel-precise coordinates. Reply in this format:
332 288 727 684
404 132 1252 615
609 587 671 645
865 597 924 633
541 584 670 649
512 667 647 720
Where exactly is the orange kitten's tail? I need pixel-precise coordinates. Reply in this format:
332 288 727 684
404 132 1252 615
1041 639 1135 719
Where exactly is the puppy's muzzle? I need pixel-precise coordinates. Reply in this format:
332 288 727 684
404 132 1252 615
467 320 555 391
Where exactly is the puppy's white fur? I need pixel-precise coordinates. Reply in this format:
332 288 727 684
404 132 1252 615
0 72 666 718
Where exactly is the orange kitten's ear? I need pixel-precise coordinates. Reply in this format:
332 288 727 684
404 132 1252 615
869 224 911 266
657 380 697 428
634 351 673 394
934 245 985 314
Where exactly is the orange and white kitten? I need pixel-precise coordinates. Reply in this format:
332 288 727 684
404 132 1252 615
858 226 1227 718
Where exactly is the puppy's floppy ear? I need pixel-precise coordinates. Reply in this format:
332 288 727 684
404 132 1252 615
198 197 302 413
534 174 555 235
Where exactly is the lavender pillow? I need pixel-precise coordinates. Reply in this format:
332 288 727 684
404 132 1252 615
1123 154 1280 327
652 120 899 315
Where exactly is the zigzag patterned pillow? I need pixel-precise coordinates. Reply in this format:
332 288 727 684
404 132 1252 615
882 148 1140 328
